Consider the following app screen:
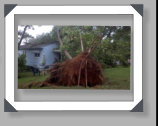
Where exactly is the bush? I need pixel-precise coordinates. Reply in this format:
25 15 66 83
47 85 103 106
18 54 26 72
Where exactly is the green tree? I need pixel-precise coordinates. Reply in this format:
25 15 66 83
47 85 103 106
50 26 129 67
28 33 54 46
50 26 116 60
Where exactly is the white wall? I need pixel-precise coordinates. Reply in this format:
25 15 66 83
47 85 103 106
40 43 57 68
20 43 58 68
25 50 41 67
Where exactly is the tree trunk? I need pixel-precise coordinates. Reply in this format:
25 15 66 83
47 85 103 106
56 29 72 60
18 25 29 49
79 32 85 52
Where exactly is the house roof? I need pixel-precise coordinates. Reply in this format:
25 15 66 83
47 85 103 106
19 42 57 50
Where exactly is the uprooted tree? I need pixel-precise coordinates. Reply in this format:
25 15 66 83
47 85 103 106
28 26 131 88
39 34 104 88
29 26 106 88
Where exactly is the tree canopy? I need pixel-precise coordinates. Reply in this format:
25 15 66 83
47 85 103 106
49 26 131 67
25 25 131 67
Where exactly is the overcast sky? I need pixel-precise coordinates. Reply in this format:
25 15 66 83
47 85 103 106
18 25 54 45
18 25 54 38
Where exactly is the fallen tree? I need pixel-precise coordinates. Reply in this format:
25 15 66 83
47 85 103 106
29 30 104 88
39 52 103 87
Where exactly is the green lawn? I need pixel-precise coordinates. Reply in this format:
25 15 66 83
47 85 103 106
18 72 49 89
102 66 130 89
18 66 130 89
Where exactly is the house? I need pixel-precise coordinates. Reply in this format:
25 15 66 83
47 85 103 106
18 43 61 69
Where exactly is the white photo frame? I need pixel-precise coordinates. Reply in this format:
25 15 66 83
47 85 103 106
5 5 143 111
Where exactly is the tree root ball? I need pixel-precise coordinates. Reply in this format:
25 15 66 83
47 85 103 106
42 52 104 87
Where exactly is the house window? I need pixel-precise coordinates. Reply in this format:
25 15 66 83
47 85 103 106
34 53 40 57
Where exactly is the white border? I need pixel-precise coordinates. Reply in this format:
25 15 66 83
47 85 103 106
5 6 142 111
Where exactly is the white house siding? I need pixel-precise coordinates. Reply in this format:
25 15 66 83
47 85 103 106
18 43 58 69
25 50 41 67
39 44 57 68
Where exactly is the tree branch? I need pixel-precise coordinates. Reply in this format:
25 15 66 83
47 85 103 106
79 32 85 52
18 25 29 49
88 35 103 54
56 29 72 60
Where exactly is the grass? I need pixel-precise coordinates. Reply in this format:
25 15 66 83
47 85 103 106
18 72 49 89
102 66 130 89
18 66 130 89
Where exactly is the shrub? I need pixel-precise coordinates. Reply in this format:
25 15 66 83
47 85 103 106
18 54 26 72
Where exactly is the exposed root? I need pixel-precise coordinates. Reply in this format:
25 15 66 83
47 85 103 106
41 52 104 87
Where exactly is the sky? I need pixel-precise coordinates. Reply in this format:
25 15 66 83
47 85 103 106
18 25 54 44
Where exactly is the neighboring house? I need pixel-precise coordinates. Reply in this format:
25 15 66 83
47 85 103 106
18 43 61 69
